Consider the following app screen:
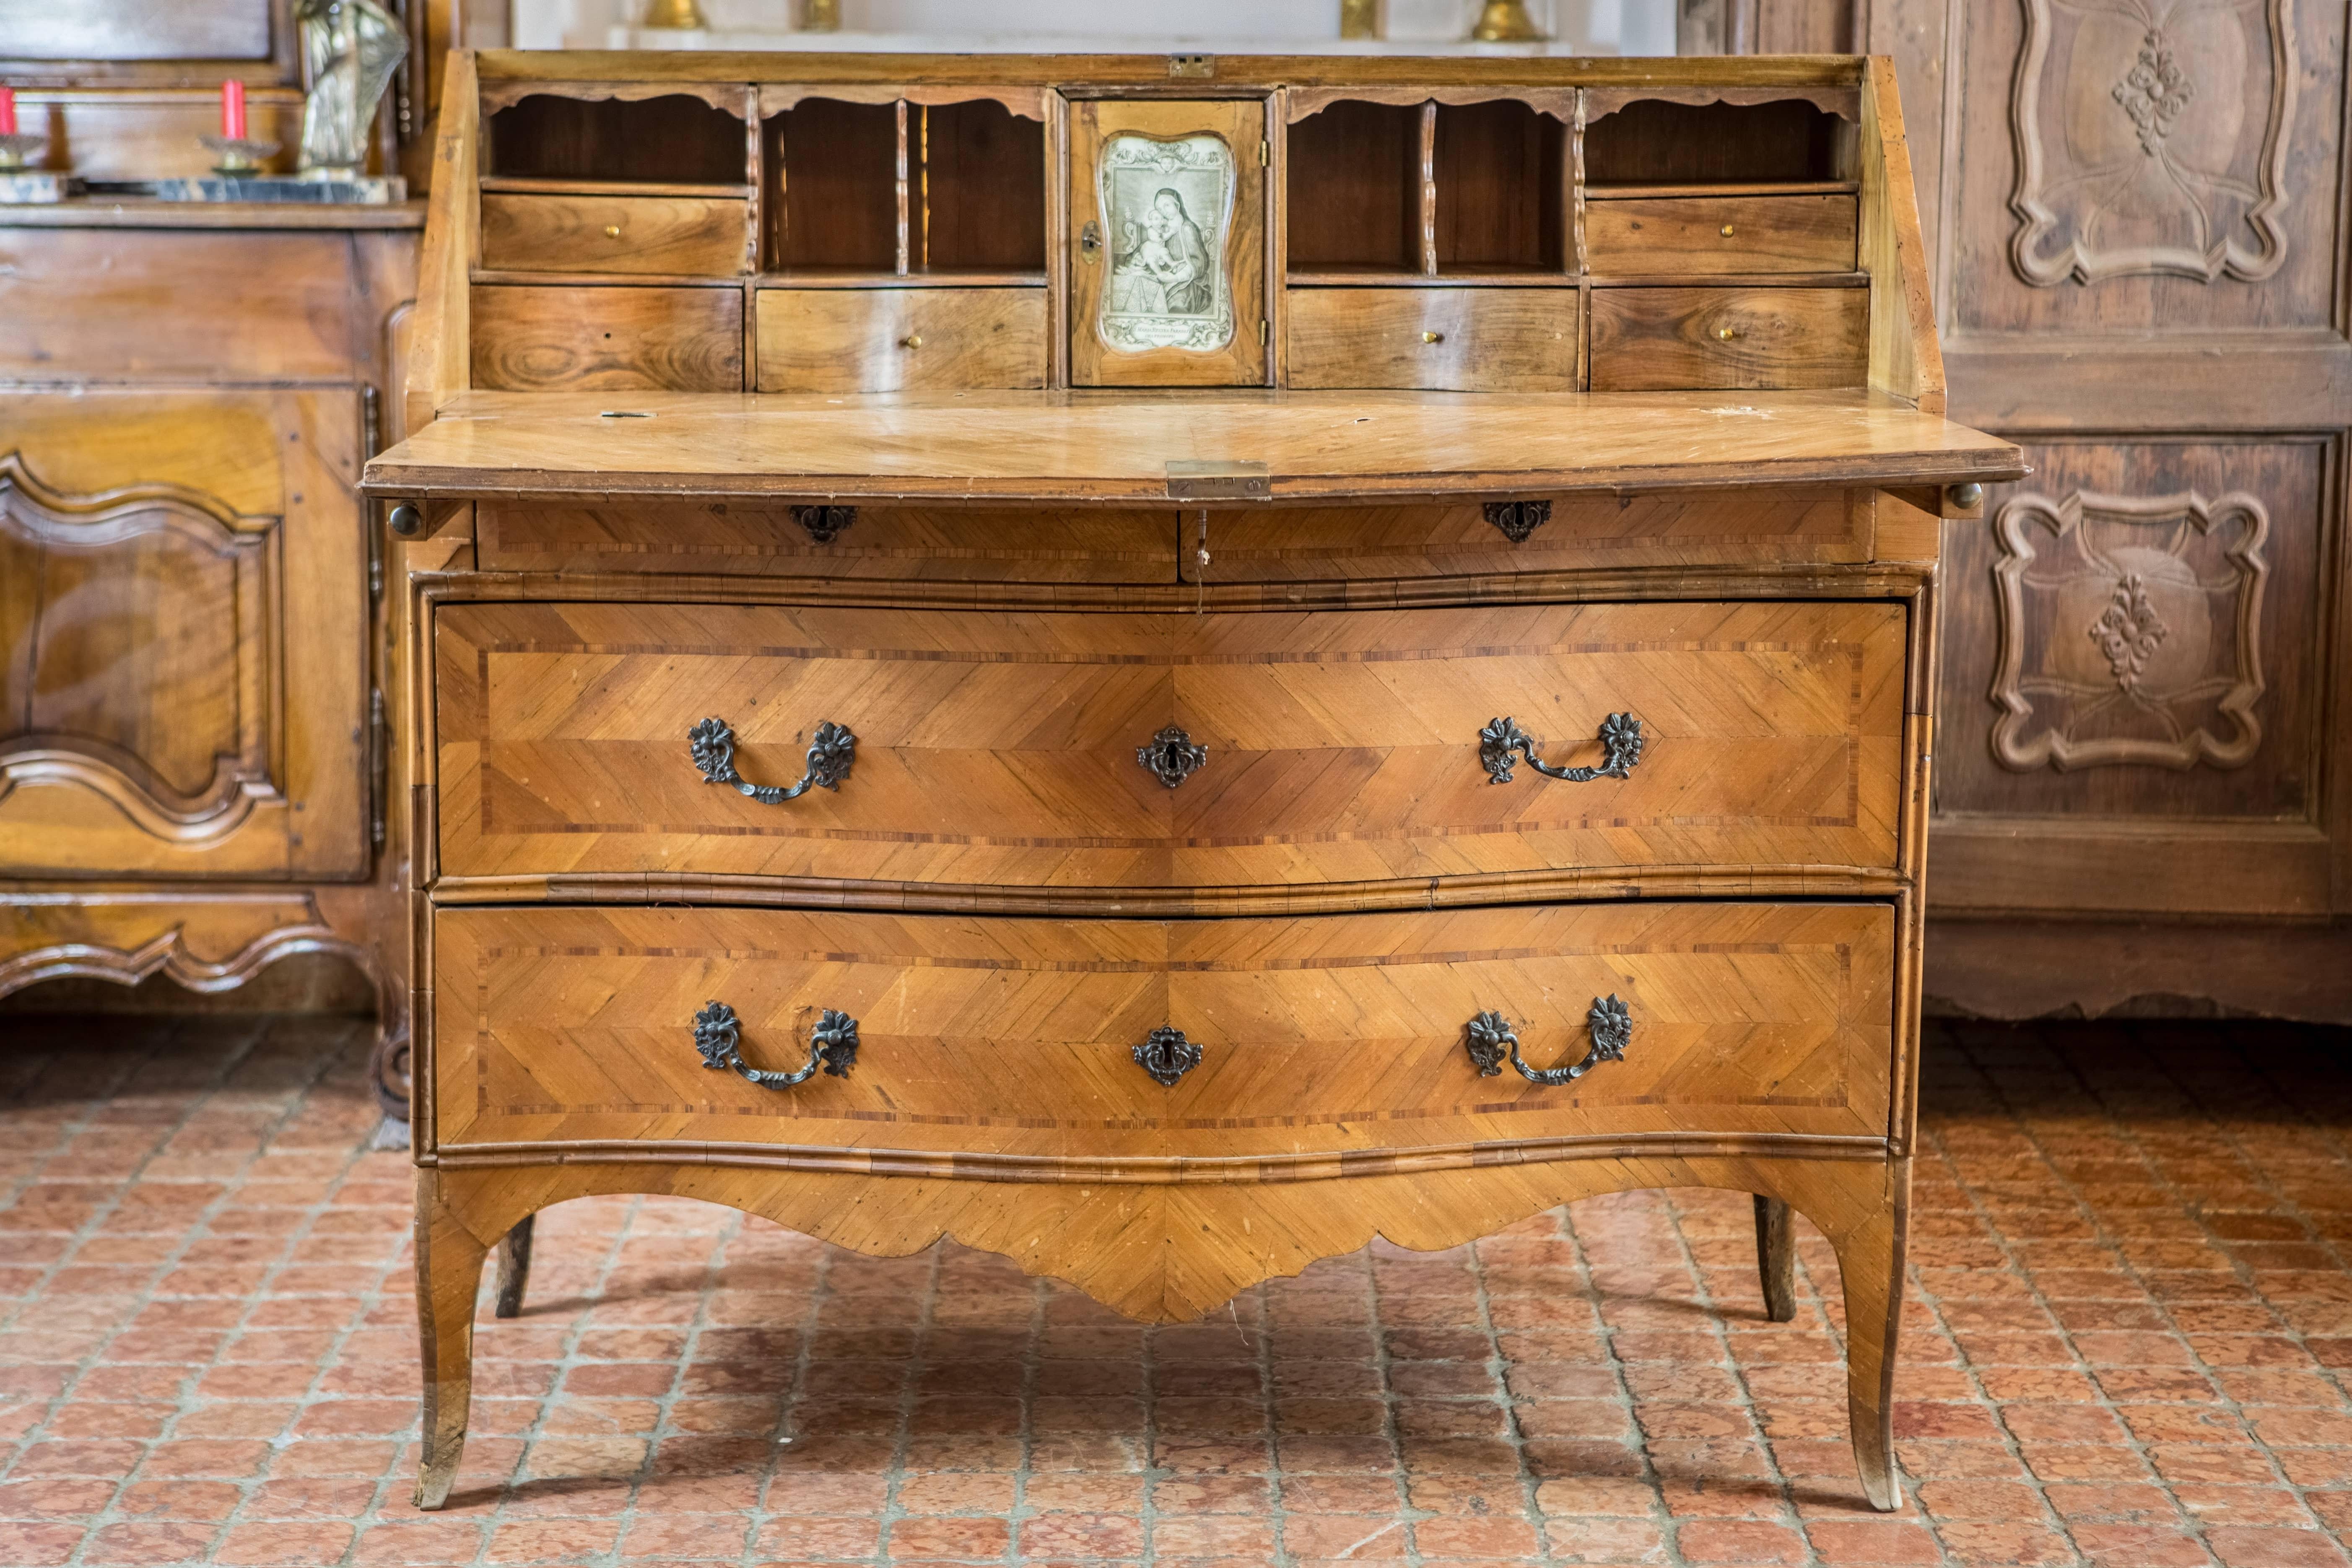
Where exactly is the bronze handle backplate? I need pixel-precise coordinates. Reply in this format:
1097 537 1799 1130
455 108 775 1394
693 1001 860 1089
688 716 855 804
1480 712 1643 784
1464 997 1631 1085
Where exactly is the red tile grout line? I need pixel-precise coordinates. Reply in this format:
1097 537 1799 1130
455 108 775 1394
1462 1211 1569 1568
1896 1131 2076 1567
1551 1197 1679 1568
1001 1269 1050 1563
1358 1242 1423 1568
29 1018 378 1568
876 1237 945 1564
1654 1187 1828 1568
2071 1022 2352 1536
1936 1019 2234 1564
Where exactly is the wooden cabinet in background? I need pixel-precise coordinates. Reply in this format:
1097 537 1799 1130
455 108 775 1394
1730 0 2352 1018
0 0 476 1105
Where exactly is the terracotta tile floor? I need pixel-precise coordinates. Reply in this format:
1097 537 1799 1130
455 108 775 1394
8 1013 2352 1566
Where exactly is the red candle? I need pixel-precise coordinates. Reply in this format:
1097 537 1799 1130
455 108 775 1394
221 79 245 140
0 86 17 138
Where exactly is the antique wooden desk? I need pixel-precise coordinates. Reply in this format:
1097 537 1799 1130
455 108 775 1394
365 49 2022 1513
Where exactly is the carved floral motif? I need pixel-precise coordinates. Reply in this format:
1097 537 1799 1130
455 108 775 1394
2111 29 2195 155
1990 487 2269 771
2011 0 2294 284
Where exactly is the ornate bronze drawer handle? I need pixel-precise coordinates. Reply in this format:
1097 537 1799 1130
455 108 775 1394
1480 712 1643 784
1134 1025 1202 1087
693 1001 860 1089
688 717 855 804
1137 725 1207 789
1464 997 1631 1085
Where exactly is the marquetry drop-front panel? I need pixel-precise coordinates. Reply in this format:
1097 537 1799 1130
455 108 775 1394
433 901 1895 1162
430 598 1908 892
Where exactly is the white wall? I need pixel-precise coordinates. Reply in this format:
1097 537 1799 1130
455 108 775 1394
511 0 1676 55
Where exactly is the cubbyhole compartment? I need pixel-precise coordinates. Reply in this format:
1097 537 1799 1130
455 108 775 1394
1285 100 1423 277
1433 100 1565 274
1584 98 1855 192
765 96 901 274
916 100 1047 275
487 92 747 188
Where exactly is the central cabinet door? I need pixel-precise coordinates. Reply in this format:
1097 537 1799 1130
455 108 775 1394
1067 98 1269 386
431 598 1908 889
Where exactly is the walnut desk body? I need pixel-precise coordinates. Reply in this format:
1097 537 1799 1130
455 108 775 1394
368 49 2024 1514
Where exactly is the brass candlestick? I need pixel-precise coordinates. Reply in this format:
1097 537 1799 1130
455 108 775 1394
1340 0 1382 39
802 0 840 30
642 0 709 26
1469 0 1547 41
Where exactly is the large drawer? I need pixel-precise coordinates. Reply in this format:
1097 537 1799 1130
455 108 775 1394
432 599 1908 889
430 901 1897 1166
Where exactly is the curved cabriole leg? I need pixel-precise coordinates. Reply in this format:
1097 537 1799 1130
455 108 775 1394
415 1169 491 1511
493 1215 535 1319
1753 1195 1796 1323
1833 1200 1906 1512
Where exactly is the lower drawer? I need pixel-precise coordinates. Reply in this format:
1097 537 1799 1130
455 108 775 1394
429 901 1896 1170
1286 286 1578 392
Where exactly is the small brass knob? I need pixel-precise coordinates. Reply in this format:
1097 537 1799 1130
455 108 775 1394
1948 482 1986 511
1715 325 1739 341
387 503 422 538
1422 330 1444 344
899 333 922 350
604 223 621 238
1719 223 1735 237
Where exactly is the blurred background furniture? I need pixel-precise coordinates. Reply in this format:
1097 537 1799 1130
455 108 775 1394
0 1 496 1118
1703 0 2352 1022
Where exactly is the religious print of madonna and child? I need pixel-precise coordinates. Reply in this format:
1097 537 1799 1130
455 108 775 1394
1096 132 1236 354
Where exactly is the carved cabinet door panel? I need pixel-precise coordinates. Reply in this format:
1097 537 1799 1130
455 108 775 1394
1879 0 2352 921
1067 97 1271 387
0 389 370 879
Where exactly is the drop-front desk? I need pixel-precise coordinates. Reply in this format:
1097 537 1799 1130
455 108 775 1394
365 48 2025 1512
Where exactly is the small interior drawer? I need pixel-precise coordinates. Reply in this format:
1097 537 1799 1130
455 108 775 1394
1588 286 1866 391
1584 193 1857 276
470 284 745 392
1285 286 1578 392
755 286 1047 392
480 192 750 276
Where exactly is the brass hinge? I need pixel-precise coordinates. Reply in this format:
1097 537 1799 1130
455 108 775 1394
1168 53 1215 78
1259 139 1269 167
1260 319 1269 346
368 686 387 852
